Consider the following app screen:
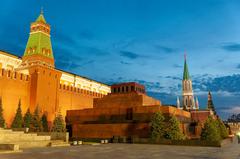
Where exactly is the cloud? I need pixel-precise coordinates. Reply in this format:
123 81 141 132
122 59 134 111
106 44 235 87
221 43 240 52
193 74 240 94
85 47 109 56
52 29 77 47
236 64 240 69
79 30 95 40
54 47 83 70
120 50 140 59
78 60 95 68
173 64 182 68
155 45 177 53
120 61 131 65
220 106 240 114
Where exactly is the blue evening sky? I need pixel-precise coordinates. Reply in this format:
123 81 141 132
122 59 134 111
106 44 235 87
1 0 240 119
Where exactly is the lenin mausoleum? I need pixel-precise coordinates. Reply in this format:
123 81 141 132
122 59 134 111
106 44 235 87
0 12 217 139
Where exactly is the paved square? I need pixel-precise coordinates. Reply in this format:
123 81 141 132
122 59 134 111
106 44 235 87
0 141 240 159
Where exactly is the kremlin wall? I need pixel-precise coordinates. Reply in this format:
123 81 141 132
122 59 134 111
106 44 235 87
0 12 217 139
0 12 110 126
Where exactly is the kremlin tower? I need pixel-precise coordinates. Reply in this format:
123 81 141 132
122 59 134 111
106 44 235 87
182 55 196 110
207 91 216 114
20 10 61 121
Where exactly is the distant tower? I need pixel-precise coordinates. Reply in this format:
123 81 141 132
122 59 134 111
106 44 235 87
177 96 180 109
195 97 199 109
207 91 216 114
182 54 195 110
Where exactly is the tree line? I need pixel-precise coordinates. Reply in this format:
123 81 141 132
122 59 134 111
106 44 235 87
150 112 228 142
0 98 65 132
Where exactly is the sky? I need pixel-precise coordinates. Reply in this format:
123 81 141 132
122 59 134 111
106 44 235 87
1 0 240 119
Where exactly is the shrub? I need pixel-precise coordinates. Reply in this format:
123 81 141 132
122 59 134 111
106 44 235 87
41 113 49 132
52 112 65 132
0 97 5 128
164 115 185 140
201 116 221 142
150 112 165 140
23 108 32 128
216 118 228 139
11 99 23 128
30 106 43 132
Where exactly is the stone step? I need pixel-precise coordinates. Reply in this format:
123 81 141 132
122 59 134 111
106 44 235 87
0 135 51 142
50 142 70 147
0 129 12 133
3 141 51 148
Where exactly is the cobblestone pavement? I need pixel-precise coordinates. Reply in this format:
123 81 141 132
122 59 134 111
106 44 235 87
0 141 240 159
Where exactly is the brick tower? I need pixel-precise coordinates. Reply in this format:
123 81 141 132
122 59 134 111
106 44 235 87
21 10 62 122
182 55 195 110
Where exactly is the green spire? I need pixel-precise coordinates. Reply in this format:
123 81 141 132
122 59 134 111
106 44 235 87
23 10 54 63
36 7 46 23
183 55 190 80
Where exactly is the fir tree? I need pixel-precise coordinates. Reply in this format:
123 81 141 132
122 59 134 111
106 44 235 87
30 106 43 132
164 115 185 140
216 118 228 139
11 99 23 128
150 112 165 140
52 112 65 132
41 113 49 132
201 116 221 142
23 108 32 128
0 97 5 128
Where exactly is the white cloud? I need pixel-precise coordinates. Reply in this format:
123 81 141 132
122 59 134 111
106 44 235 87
220 106 240 114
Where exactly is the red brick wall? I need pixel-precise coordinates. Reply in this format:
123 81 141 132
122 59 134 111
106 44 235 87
72 123 150 138
0 69 30 127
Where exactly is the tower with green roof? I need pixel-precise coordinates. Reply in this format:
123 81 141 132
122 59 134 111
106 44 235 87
21 10 62 123
182 55 195 110
22 9 54 67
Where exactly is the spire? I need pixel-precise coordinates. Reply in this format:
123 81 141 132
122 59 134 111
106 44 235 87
177 96 180 109
195 97 199 109
183 54 190 80
207 91 216 114
36 7 46 23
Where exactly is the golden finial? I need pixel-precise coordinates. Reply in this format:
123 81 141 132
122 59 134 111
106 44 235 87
41 7 44 14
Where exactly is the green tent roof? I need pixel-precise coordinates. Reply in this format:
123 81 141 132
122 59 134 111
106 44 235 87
23 12 53 59
35 13 46 23
183 58 190 80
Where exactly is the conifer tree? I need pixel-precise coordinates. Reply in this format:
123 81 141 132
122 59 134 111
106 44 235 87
0 97 5 128
30 106 43 132
11 99 23 128
41 113 49 132
52 111 65 132
216 118 228 139
23 108 32 128
201 116 221 142
150 112 165 140
164 115 185 140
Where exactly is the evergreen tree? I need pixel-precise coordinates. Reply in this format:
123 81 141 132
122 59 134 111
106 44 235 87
216 118 228 139
30 106 43 132
52 112 65 132
23 108 32 128
164 115 185 140
11 99 23 128
0 97 5 128
201 116 221 142
150 112 165 140
41 113 48 132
